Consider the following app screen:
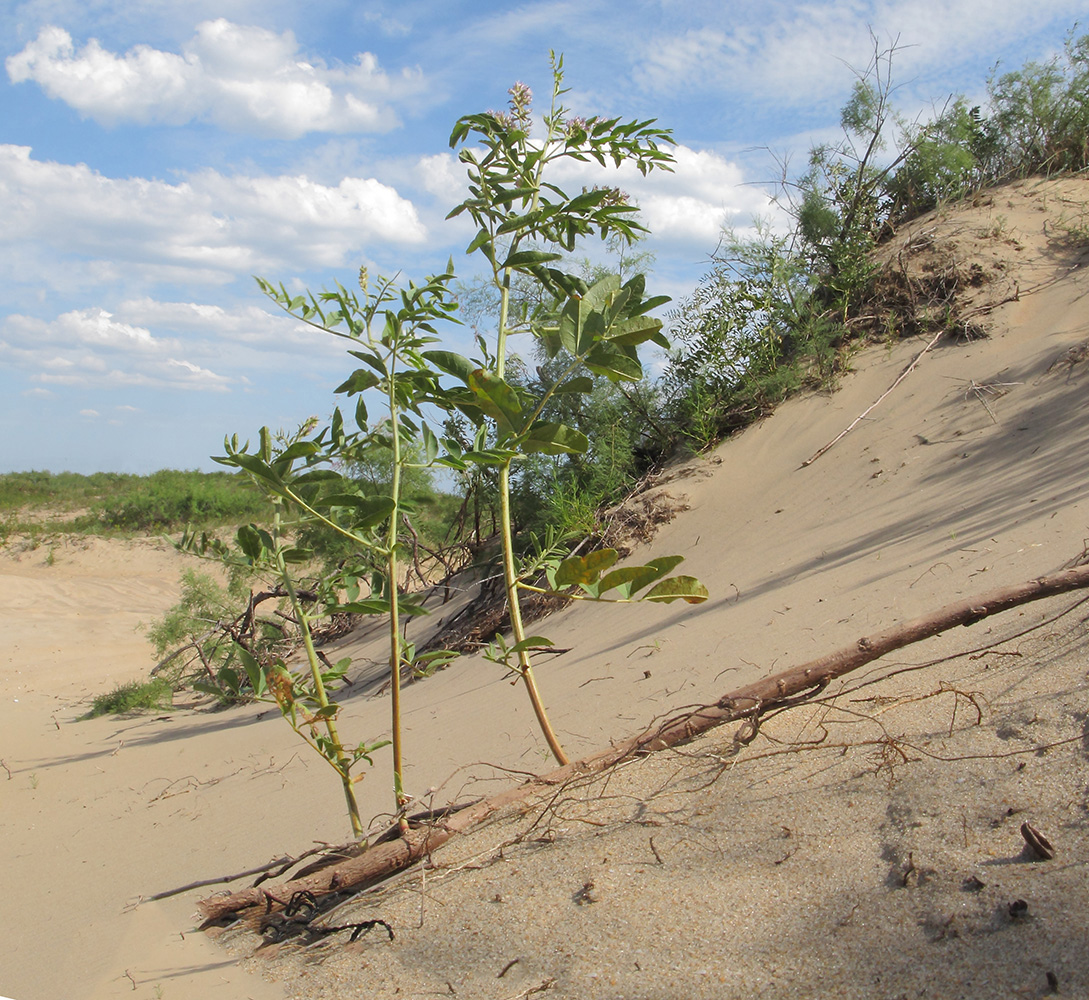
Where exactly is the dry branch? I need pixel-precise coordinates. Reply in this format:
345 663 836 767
801 328 943 468
198 561 1089 924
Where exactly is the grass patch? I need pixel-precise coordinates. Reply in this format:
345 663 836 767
82 678 174 718
0 469 266 534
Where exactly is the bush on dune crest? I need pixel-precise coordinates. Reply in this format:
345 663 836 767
664 28 1089 450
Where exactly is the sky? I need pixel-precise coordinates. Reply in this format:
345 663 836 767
1 0 1084 474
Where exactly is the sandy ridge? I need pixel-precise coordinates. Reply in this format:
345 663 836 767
1 176 1087 1000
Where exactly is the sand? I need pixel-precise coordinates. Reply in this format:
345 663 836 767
1 175 1087 1000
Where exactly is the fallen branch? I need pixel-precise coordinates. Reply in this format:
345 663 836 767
146 859 296 902
800 328 943 468
145 845 342 902
198 561 1089 924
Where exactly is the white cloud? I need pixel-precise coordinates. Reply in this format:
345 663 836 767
550 143 777 246
0 145 427 286
166 358 232 387
360 7 413 37
0 307 233 391
468 1 587 46
55 306 163 350
6 20 425 137
0 294 355 398
79 409 99 417
415 152 467 206
116 297 346 357
640 0 1087 109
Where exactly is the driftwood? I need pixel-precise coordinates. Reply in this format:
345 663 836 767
198 562 1089 925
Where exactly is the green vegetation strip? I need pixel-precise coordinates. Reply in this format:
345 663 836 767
0 469 266 534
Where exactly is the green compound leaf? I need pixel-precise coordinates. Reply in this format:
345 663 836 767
602 314 668 348
229 451 286 489
334 369 381 395
552 376 594 394
613 555 684 599
322 494 396 530
500 248 563 269
584 343 643 382
467 369 524 437
234 643 267 698
421 422 439 464
335 598 394 616
510 636 554 654
422 350 477 384
236 523 272 561
522 421 589 456
592 565 655 597
553 548 619 588
643 575 709 604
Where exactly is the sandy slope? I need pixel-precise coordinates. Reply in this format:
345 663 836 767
1 176 1087 1000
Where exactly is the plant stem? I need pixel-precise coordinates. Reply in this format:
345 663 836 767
274 501 363 839
498 461 569 765
486 88 570 766
384 356 410 830
496 268 512 379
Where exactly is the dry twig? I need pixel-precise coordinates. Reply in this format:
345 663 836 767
801 329 944 467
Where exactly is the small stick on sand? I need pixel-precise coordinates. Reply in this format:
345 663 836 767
146 850 332 902
500 979 555 1000
801 328 944 468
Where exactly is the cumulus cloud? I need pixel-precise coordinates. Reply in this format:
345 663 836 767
6 19 425 137
0 307 232 391
0 145 427 285
550 143 777 247
0 293 355 397
414 152 467 206
116 297 346 357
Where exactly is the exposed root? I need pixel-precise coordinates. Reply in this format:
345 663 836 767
196 560 1089 926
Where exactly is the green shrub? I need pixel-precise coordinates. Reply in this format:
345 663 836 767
511 357 647 541
989 31 1089 177
144 567 241 660
663 225 844 448
83 678 173 718
886 100 994 220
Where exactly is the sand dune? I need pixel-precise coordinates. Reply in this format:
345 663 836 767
1 176 1087 1000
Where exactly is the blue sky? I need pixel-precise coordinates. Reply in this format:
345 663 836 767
1 0 1084 474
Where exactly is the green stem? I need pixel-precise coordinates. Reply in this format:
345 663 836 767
517 581 629 603
485 72 574 767
273 501 363 839
496 268 512 379
499 461 569 765
385 357 410 831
